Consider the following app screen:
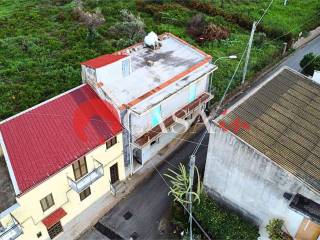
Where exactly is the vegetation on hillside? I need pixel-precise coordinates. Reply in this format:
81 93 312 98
0 0 319 120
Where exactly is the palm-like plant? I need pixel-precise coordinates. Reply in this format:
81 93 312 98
165 163 203 205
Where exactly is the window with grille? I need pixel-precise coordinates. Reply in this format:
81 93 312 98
106 136 117 149
40 194 55 212
47 221 63 239
72 157 88 181
79 187 91 201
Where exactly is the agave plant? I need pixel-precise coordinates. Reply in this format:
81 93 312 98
165 163 203 205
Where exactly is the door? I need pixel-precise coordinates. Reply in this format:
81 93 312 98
47 221 63 239
296 218 320 240
110 163 119 184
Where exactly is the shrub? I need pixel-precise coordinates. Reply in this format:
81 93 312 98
186 14 207 39
187 14 229 43
172 193 260 239
108 9 145 46
254 32 267 47
300 53 320 76
73 5 105 42
199 23 229 42
266 219 292 240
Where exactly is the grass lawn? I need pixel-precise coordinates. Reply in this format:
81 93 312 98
0 0 317 120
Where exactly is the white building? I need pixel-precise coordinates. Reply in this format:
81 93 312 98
204 67 320 239
81 33 216 175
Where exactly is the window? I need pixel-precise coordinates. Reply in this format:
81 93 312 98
72 157 88 181
189 84 197 103
110 163 119 184
122 59 130 77
151 105 162 127
47 221 63 239
79 187 91 201
106 136 117 149
40 194 55 212
150 138 159 146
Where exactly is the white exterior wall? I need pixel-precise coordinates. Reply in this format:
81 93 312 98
204 124 320 237
138 108 202 163
81 56 131 107
131 74 208 138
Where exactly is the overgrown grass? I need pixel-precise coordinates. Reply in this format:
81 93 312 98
0 0 317 120
172 193 260 239
207 0 320 36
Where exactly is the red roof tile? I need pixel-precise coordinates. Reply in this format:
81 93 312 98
0 85 122 194
42 208 67 228
81 54 128 69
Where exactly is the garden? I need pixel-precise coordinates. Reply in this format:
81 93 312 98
0 0 319 120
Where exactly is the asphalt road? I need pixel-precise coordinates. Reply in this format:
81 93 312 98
97 129 209 240
278 35 320 71
88 35 320 240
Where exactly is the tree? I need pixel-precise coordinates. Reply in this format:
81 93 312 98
109 9 145 47
300 53 320 76
165 163 203 205
73 1 105 42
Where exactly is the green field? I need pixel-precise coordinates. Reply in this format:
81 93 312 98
208 0 320 36
0 0 318 120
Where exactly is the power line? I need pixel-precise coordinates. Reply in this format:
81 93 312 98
150 160 212 240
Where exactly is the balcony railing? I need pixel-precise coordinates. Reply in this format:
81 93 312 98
0 216 23 240
134 92 212 147
68 160 104 193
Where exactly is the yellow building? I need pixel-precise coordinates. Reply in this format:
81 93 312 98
0 84 125 240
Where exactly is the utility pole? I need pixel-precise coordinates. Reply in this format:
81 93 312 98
242 21 257 84
284 0 288 5
188 154 196 240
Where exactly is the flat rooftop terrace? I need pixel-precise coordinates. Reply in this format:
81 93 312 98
0 155 16 213
103 33 213 111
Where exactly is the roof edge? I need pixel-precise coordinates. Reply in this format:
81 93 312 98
0 132 20 195
16 131 123 196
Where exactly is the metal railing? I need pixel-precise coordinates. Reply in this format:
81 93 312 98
0 216 23 240
68 160 104 193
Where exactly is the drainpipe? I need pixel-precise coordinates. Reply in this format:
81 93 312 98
123 109 134 176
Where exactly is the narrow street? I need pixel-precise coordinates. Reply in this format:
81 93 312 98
81 35 320 240
91 129 209 240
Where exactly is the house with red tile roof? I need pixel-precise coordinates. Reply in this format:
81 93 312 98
81 32 216 174
0 84 125 240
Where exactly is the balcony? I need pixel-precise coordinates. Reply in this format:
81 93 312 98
0 215 23 240
134 92 212 147
68 160 104 193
